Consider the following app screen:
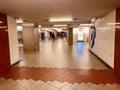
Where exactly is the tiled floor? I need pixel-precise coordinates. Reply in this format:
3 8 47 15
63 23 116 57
0 66 120 84
18 40 107 69
0 39 120 90
0 78 120 90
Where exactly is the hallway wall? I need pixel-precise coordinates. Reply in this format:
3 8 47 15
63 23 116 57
7 16 19 65
79 27 89 42
73 27 89 42
73 28 78 42
90 10 116 68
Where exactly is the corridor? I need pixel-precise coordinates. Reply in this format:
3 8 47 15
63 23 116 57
0 40 120 90
19 40 107 69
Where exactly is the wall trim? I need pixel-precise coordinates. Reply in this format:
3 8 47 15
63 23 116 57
12 59 23 66
89 49 113 69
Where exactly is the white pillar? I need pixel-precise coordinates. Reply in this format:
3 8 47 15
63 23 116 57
22 24 39 51
7 15 19 65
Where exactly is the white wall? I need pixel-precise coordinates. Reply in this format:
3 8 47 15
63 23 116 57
90 10 116 68
73 27 89 42
7 16 19 65
73 28 78 42
79 27 89 42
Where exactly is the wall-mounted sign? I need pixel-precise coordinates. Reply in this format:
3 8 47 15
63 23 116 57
0 26 7 29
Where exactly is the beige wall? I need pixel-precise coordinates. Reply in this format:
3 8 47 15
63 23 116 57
73 27 89 42
73 28 78 42
90 10 116 68
79 27 89 42
23 25 39 51
7 16 19 65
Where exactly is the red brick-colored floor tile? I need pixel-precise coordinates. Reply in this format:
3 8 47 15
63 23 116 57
0 66 120 84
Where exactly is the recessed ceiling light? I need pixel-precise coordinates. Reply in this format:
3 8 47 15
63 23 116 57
49 18 73 22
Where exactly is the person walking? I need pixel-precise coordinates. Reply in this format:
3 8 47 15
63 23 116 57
51 32 55 42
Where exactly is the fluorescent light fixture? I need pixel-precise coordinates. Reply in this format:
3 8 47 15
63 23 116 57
16 19 23 23
107 23 120 25
53 24 67 27
80 24 93 27
49 18 73 22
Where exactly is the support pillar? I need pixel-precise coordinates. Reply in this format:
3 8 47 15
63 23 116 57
22 24 39 51
34 28 39 50
7 16 19 65
68 28 73 45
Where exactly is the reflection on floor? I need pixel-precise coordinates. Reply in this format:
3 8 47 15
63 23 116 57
0 40 120 90
18 40 107 69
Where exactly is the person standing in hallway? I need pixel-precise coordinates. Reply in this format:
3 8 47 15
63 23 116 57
51 32 55 42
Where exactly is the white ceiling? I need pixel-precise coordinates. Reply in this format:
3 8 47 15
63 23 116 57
0 0 120 26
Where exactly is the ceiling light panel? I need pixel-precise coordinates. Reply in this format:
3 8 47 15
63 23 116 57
49 18 73 22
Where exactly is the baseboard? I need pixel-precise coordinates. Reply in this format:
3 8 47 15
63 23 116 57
12 59 23 66
89 49 113 69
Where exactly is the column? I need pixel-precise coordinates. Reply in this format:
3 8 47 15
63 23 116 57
22 23 39 51
7 15 19 65
68 28 73 45
34 28 39 50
